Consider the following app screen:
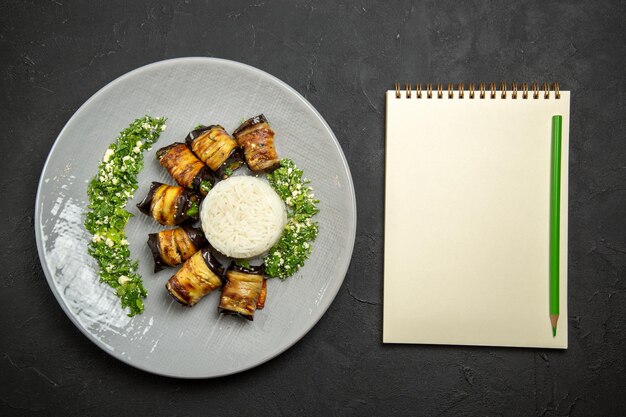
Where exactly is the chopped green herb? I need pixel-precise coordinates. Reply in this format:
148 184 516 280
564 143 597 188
194 124 205 130
186 201 199 218
224 167 234 177
235 259 251 268
85 115 167 316
199 179 212 194
264 159 319 279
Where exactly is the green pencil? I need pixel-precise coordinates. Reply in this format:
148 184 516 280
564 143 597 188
550 115 562 337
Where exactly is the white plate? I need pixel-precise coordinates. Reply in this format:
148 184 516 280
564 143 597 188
35 57 356 378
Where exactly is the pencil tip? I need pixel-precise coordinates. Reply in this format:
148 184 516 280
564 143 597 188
550 314 559 337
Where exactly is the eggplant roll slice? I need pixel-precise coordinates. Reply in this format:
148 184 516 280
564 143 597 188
166 248 225 306
218 264 265 320
147 226 208 272
233 114 280 173
156 143 214 195
136 182 200 226
186 125 243 175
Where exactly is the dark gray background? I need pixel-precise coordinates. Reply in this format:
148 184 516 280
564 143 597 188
1 0 625 416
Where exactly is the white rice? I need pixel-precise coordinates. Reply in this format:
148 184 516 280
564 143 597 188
201 176 287 259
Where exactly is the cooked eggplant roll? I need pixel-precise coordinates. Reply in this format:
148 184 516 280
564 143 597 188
156 143 214 195
233 114 280 173
166 248 225 306
218 264 265 320
186 125 243 177
147 226 208 272
136 182 200 226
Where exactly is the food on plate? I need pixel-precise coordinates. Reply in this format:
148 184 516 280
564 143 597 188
264 159 319 279
87 113 319 319
200 176 287 259
218 264 266 320
84 115 166 316
147 226 208 272
136 182 200 225
156 142 214 195
233 114 280 173
186 125 243 177
165 248 225 306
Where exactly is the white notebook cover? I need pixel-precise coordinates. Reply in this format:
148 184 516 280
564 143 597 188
383 89 570 348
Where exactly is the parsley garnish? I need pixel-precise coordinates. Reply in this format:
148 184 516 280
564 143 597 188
186 201 199 218
84 116 166 316
199 179 212 194
264 159 319 279
235 259 251 268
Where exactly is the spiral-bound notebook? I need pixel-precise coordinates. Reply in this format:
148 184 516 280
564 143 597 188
383 83 570 349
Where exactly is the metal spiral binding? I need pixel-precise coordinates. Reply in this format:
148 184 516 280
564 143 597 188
394 82 561 100
553 82 560 99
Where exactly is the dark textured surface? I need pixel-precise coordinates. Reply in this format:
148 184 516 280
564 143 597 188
1 0 625 415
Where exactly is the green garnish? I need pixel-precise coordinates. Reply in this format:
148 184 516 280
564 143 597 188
235 259 251 268
264 159 319 279
186 201 199 218
193 124 205 130
84 116 167 316
224 167 234 177
199 179 212 194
